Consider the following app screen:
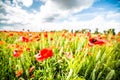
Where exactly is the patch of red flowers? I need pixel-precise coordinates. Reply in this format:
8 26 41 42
35 48 53 62
13 49 23 58
88 37 106 46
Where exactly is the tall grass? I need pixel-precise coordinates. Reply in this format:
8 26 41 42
0 31 120 80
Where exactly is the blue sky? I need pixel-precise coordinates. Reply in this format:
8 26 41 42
0 0 120 32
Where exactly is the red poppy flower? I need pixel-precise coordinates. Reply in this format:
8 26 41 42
35 48 53 62
0 41 6 45
4 30 7 32
87 32 91 38
13 49 23 58
16 70 23 77
74 33 76 37
44 33 48 38
88 38 106 46
19 36 29 42
9 33 13 37
62 33 65 37
34 35 39 39
50 37 53 41
118 39 120 42
29 66 35 73
26 48 30 52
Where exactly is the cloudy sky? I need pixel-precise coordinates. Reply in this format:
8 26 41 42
0 0 120 32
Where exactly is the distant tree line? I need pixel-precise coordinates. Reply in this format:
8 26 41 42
59 28 117 35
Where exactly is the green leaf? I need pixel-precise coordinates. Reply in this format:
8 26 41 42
105 70 115 80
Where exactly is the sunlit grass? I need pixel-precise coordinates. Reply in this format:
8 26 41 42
0 30 120 80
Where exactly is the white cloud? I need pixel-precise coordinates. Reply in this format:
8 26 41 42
1 0 95 24
106 11 120 20
88 16 120 32
1 2 36 24
16 0 33 7
0 26 15 30
65 15 120 33
0 0 120 33
39 0 95 22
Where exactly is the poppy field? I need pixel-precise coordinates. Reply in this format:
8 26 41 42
0 30 120 80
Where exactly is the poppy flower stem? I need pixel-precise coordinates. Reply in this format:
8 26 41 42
67 69 73 80
19 58 28 79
